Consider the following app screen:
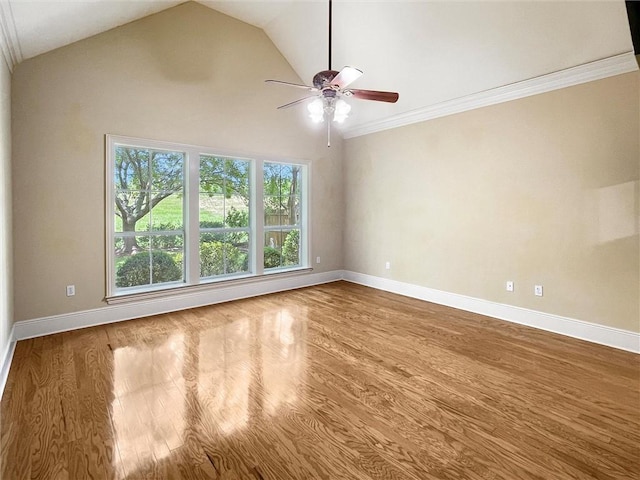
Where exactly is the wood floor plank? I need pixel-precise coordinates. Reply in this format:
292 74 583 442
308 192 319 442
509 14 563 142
1 281 638 479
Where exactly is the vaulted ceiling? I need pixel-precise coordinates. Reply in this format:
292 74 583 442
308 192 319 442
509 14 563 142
0 0 636 137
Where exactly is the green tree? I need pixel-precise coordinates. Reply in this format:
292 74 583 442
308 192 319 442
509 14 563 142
200 156 250 204
263 163 300 225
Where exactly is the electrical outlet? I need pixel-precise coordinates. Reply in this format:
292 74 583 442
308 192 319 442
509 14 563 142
66 285 75 297
385 261 391 270
506 281 514 292
534 285 543 297
316 256 321 264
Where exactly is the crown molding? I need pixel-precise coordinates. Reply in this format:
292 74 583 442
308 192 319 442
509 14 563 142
343 52 639 139
0 0 21 72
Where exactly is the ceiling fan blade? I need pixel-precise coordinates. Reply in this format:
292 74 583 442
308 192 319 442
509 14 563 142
348 89 399 103
331 66 363 89
277 96 318 110
265 79 317 92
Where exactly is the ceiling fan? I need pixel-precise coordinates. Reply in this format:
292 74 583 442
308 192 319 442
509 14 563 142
265 0 399 146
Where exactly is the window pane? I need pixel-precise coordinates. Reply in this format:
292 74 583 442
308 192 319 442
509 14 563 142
200 155 225 194
263 162 281 196
150 236 183 285
150 193 184 231
225 199 248 228
200 232 250 278
228 231 250 256
151 233 184 256
115 147 149 190
285 196 300 226
200 156 249 195
264 231 283 269
223 158 250 200
200 193 225 227
115 191 149 232
279 164 293 197
291 167 301 196
151 150 183 191
115 235 151 288
200 235 224 278
282 229 300 266
223 233 249 274
264 195 282 225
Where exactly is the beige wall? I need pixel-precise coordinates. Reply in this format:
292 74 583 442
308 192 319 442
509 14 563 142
11 2 343 322
9 0 639 337
344 72 639 333
0 59 12 357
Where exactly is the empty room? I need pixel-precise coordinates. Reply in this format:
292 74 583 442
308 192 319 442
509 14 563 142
0 0 638 479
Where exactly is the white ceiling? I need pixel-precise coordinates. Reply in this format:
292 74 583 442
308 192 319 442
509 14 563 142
0 0 636 136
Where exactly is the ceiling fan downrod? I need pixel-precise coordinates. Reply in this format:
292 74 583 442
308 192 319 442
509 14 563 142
328 0 332 70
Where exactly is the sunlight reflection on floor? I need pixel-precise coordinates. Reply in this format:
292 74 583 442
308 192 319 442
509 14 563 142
110 305 308 477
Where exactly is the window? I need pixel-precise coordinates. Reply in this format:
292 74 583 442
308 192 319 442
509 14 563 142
106 136 308 298
199 156 251 279
263 162 302 270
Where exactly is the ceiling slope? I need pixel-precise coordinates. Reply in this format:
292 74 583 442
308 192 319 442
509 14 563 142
0 0 636 137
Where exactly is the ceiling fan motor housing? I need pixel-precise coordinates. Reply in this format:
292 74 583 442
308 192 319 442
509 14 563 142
313 70 340 90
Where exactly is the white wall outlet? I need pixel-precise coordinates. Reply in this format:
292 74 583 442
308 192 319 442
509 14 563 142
66 285 75 297
534 285 543 297
385 261 391 270
316 256 321 264
506 281 514 292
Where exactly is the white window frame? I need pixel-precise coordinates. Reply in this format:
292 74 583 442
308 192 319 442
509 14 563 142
105 135 310 300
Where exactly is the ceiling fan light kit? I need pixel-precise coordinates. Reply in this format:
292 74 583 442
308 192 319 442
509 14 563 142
308 96 351 123
265 0 399 146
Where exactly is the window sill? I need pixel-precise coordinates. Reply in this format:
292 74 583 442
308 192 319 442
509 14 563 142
105 267 313 305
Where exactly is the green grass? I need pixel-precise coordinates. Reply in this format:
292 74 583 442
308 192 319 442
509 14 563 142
115 194 223 231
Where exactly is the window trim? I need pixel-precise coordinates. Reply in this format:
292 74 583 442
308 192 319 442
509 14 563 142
105 134 310 300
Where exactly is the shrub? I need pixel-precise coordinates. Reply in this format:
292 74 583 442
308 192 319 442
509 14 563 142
264 246 282 269
226 207 249 228
200 241 247 277
116 250 181 287
282 230 300 266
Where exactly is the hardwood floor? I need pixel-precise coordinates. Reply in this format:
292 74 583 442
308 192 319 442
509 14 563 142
1 281 638 479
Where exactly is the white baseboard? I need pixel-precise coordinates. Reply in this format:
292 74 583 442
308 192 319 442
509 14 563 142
8 267 638 368
13 270 343 341
0 324 16 399
342 271 639 354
